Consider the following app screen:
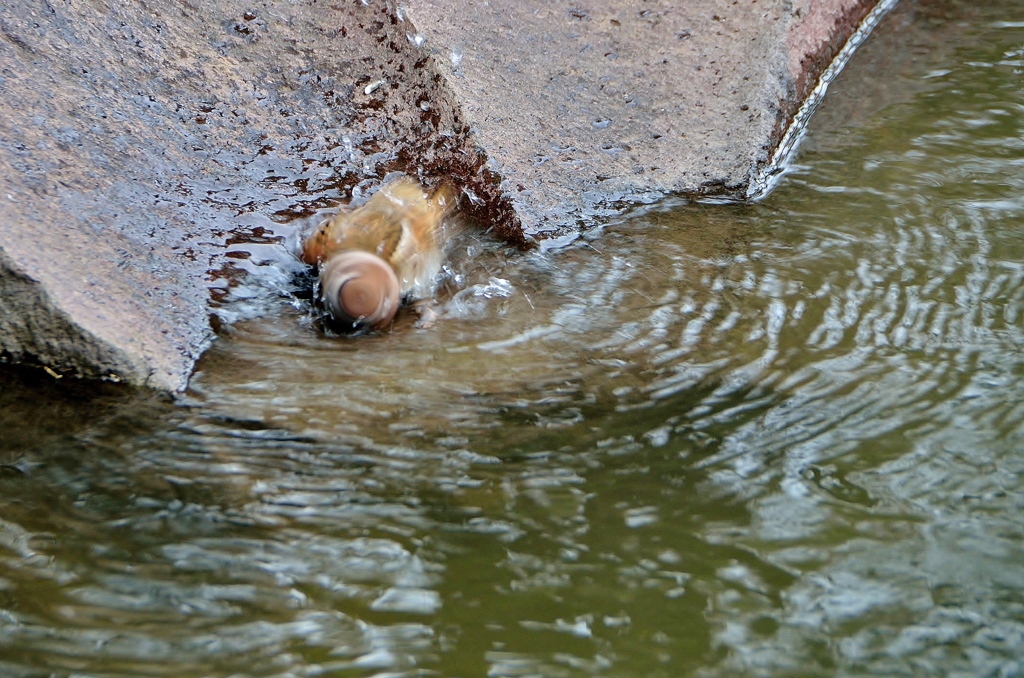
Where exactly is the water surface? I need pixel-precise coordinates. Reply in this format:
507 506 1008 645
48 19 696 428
2 1 1024 675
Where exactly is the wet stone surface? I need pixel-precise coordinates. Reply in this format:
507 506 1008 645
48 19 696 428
0 0 500 389
0 0 881 387
404 0 879 236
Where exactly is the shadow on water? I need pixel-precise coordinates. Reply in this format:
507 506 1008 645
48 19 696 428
3 0 1024 675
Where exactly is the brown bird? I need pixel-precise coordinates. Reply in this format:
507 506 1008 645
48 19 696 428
301 178 455 329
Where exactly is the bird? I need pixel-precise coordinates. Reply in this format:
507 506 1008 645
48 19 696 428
300 178 455 330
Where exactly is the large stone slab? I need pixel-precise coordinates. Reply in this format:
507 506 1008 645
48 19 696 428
404 0 881 235
0 0 885 389
0 0 496 389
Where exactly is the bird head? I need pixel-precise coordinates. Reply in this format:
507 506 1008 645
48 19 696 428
319 250 400 330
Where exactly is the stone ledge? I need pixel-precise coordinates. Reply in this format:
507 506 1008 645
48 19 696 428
0 0 885 389
405 0 883 235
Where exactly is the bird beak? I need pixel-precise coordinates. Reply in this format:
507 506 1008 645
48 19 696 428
319 250 400 329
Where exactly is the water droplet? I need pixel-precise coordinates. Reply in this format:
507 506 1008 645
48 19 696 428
473 277 513 299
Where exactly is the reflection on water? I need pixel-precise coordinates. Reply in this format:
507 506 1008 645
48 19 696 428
3 0 1024 675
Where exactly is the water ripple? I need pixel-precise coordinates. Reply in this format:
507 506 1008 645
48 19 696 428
2 2 1024 675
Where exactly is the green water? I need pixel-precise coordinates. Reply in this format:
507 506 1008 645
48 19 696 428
3 1 1024 675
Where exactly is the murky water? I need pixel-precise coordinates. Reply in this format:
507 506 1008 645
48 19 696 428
3 1 1024 675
